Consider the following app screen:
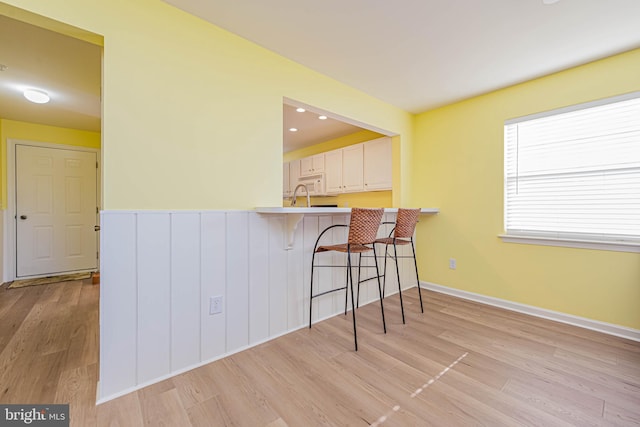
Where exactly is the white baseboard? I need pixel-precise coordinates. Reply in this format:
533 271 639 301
421 281 640 343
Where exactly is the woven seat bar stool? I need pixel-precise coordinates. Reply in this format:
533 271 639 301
374 208 423 324
309 208 386 351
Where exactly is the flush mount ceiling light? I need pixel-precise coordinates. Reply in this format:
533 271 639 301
318 115 327 120
296 107 305 113
23 89 50 104
289 127 298 132
542 0 560 4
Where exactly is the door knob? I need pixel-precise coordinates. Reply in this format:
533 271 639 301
19 215 27 220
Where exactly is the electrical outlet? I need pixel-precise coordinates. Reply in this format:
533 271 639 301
449 258 457 270
209 296 223 315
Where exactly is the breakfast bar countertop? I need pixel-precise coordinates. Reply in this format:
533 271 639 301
255 207 439 249
255 207 440 214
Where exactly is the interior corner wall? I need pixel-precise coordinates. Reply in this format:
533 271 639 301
412 48 640 330
2 0 413 211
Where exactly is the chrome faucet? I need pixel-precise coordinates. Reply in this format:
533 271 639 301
291 184 311 207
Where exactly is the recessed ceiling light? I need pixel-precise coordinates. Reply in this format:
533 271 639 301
24 89 50 104
542 0 560 4
289 128 298 132
296 107 305 113
318 115 327 120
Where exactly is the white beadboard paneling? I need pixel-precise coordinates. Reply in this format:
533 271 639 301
315 215 337 321
99 209 421 402
100 212 138 397
225 212 250 352
248 212 270 344
302 216 319 327
268 216 288 336
170 213 201 371
136 213 171 383
200 212 227 360
287 220 305 329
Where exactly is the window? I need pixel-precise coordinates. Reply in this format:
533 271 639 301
503 92 640 252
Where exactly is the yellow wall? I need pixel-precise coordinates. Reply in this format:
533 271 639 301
0 118 101 208
283 130 384 162
412 48 640 329
2 0 413 210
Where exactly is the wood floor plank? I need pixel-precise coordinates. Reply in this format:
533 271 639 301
2 281 639 426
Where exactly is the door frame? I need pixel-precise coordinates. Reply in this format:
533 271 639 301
4 139 101 282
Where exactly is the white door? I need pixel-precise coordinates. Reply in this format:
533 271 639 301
16 145 98 278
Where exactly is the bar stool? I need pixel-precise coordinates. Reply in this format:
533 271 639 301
309 208 386 351
374 208 423 324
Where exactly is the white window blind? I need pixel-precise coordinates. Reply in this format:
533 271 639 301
504 93 640 244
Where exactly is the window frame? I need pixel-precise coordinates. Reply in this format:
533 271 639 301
500 91 640 253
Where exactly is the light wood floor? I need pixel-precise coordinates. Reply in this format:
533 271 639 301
1 279 639 426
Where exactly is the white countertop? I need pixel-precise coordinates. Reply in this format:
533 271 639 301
256 206 439 249
256 207 440 214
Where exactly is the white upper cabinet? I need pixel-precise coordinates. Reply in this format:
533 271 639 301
300 154 325 176
363 137 392 191
283 162 291 198
284 138 391 198
341 144 364 193
325 149 344 194
289 159 301 197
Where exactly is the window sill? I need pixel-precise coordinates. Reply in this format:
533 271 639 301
498 234 640 253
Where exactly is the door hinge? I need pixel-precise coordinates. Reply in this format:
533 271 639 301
96 161 99 169
96 206 99 214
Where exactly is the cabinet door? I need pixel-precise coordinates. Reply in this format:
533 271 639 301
342 144 364 193
300 157 313 176
300 154 324 176
283 162 290 198
312 154 325 174
363 137 392 191
289 159 301 193
325 149 343 194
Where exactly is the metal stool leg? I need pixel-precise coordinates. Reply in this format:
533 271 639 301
392 241 406 324
356 253 363 308
372 245 386 334
309 250 316 328
411 238 424 313
347 250 358 351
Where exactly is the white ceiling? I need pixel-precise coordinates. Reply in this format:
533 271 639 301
3 1 639 147
165 0 640 113
0 15 101 132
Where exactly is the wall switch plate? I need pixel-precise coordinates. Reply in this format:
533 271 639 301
449 258 457 270
210 296 223 314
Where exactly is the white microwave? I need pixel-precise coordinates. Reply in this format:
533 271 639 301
298 173 326 196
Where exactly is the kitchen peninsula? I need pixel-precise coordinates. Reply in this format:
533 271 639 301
256 207 439 249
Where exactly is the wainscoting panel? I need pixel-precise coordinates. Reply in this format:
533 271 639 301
170 213 202 372
248 213 270 344
136 213 171 384
98 210 413 402
100 212 138 398
200 212 227 360
225 212 250 352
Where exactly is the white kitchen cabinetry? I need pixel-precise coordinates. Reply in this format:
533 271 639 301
325 149 344 194
341 144 364 193
283 162 291 198
288 159 301 198
363 137 392 191
300 154 325 176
